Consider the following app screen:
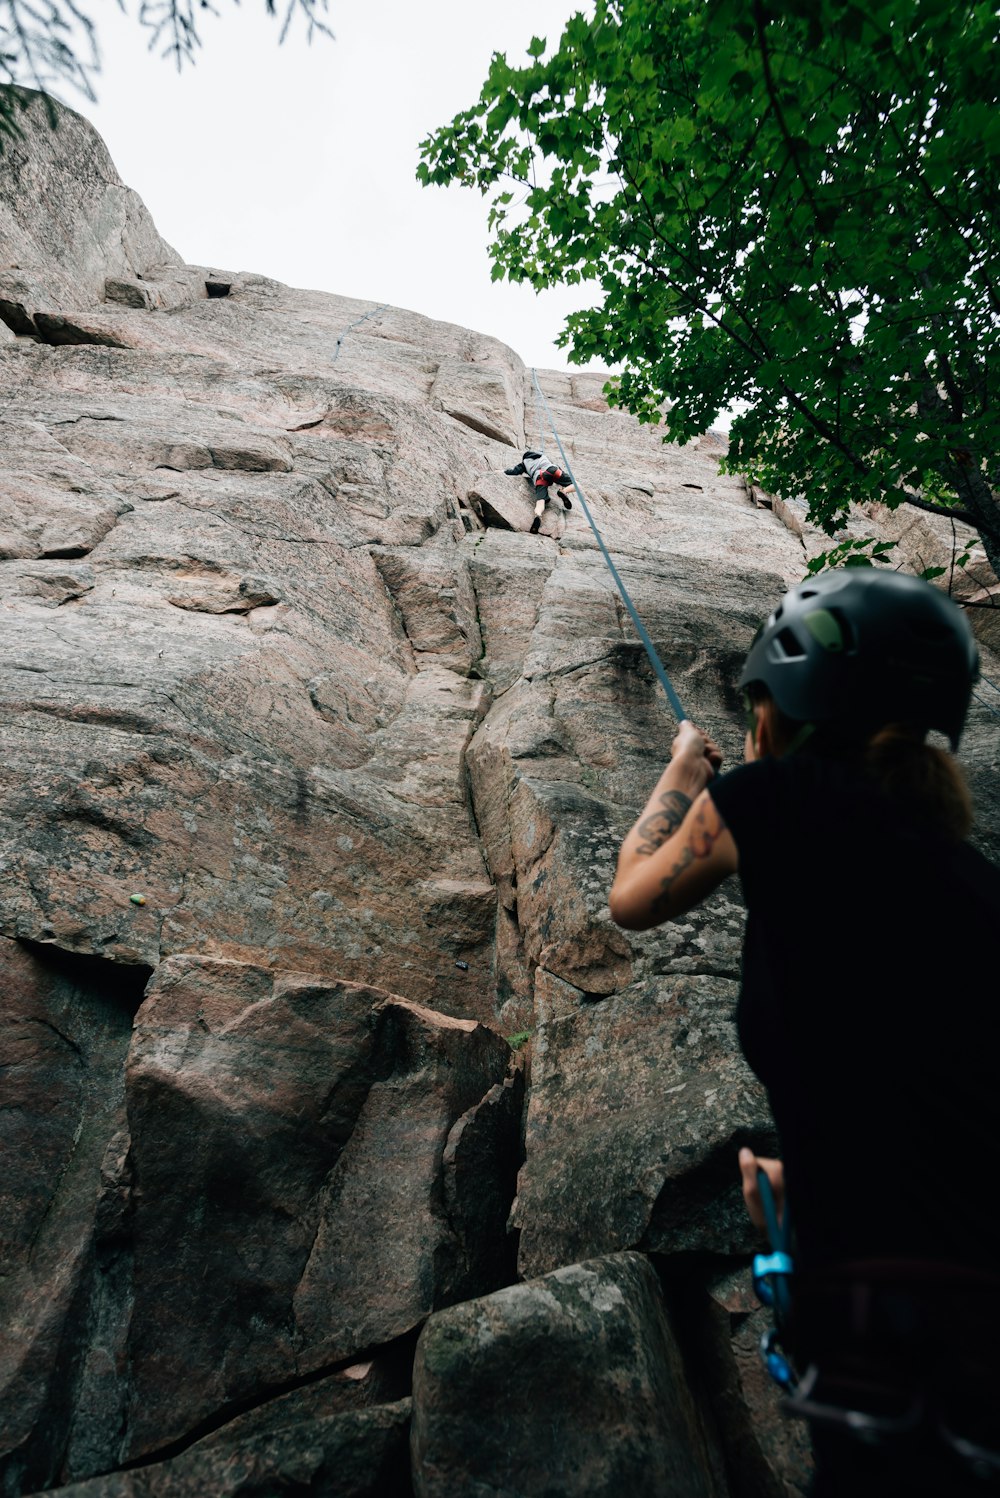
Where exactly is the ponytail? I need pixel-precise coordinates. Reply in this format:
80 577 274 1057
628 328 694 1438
864 726 972 841
747 687 972 839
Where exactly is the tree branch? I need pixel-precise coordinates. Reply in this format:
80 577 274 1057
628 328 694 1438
896 491 979 527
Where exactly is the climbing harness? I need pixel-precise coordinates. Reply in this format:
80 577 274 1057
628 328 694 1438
784 1283 1000 1481
752 1172 1000 1479
332 303 387 364
530 368 687 723
752 1167 797 1391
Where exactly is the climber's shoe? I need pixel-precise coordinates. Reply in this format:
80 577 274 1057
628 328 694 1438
529 516 541 534
559 491 572 509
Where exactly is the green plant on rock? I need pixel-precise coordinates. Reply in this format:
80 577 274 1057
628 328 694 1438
418 0 1000 574
506 1029 533 1051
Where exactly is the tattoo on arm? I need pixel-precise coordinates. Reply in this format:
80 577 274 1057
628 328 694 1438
634 789 692 856
658 797 725 900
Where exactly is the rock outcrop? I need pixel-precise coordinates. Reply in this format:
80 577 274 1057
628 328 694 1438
2 93 999 1498
412 1254 723 1498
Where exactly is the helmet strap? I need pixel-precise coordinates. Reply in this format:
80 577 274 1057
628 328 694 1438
742 691 816 759
782 722 817 757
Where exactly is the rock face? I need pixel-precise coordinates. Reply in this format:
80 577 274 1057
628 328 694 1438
411 1253 724 1498
123 960 511 1456
37 1391 414 1498
2 94 998 1498
0 97 181 330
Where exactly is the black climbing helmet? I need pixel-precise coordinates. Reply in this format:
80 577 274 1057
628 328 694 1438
739 569 979 749
522 450 543 461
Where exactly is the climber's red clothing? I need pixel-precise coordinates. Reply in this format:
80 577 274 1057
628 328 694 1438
534 465 564 490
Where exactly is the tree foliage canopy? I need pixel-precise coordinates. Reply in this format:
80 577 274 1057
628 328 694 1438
1 0 330 146
419 0 1000 572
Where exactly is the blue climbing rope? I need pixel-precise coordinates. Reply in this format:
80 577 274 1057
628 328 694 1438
530 368 687 724
972 689 1000 724
332 303 387 364
752 1167 797 1390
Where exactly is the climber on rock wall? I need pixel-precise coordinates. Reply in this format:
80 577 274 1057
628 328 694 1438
504 449 573 533
608 569 1000 1497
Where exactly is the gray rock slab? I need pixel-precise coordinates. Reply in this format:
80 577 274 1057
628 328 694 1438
29 1399 413 1498
0 94 179 317
442 1067 526 1301
373 546 483 670
123 956 511 1456
411 1252 724 1498
0 938 144 1496
513 971 775 1279
431 358 523 447
467 532 555 690
694 1270 814 1498
8 96 997 1498
291 998 512 1371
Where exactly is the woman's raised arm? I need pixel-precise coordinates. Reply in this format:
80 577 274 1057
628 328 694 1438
609 721 739 929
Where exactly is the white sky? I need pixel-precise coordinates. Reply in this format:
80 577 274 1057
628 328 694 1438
70 0 603 373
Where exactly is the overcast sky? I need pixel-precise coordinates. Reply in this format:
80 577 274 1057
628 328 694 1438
71 0 602 373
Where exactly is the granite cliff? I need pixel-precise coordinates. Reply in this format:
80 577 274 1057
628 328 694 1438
2 94 998 1498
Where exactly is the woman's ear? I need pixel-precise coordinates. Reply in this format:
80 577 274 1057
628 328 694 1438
753 701 776 759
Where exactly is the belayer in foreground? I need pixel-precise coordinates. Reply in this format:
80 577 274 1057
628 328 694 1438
609 569 1000 1497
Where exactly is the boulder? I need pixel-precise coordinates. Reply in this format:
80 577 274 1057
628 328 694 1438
411 1252 724 1498
0 939 147 1496
513 971 775 1279
28 1399 413 1498
468 472 538 534
122 957 512 1456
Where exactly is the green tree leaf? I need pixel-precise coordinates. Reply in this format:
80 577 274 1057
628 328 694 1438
417 0 1000 573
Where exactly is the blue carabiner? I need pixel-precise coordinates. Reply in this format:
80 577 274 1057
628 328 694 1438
753 1249 794 1307
760 1328 797 1390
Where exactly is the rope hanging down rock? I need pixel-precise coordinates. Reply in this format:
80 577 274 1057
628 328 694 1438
530 367 687 724
332 303 387 364
971 670 1000 722
972 688 1000 723
531 378 1000 735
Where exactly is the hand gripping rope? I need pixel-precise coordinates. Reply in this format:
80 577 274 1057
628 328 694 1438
530 368 687 724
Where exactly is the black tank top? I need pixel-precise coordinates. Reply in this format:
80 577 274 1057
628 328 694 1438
709 752 1000 1271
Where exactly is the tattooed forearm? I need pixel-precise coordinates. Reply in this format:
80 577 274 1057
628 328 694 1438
634 789 692 856
658 797 725 899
